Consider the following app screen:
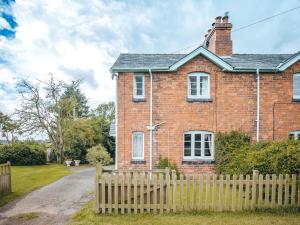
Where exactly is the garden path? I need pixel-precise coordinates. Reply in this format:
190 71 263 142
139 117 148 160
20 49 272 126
0 166 95 225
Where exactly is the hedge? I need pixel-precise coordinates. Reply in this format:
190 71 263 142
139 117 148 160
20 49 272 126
0 142 47 165
215 131 300 175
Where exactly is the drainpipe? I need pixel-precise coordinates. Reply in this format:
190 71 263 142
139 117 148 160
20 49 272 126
114 73 119 170
148 69 154 171
256 68 260 142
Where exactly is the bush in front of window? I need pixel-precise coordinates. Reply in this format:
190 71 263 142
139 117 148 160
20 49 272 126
156 156 179 176
214 131 251 174
86 144 112 166
215 131 300 175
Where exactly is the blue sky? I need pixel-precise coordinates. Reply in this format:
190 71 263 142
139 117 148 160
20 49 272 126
0 0 299 113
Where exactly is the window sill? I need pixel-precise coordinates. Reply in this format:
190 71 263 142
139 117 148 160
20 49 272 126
186 97 213 103
130 160 146 164
292 98 300 103
182 160 214 165
132 97 146 102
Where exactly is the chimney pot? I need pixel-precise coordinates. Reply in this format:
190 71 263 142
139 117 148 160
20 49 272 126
222 16 229 23
203 15 233 56
215 16 221 23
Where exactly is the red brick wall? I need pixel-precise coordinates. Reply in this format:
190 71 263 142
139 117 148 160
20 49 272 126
116 57 300 174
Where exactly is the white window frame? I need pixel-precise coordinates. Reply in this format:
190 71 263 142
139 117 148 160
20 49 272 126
183 131 214 160
293 73 300 99
188 72 210 99
133 74 145 99
132 132 144 160
289 131 300 140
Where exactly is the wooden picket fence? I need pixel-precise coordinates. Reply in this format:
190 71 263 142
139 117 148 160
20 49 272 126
0 162 11 197
95 165 300 214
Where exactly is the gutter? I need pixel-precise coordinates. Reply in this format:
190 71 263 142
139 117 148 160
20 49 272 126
256 68 260 142
112 67 279 74
148 69 154 171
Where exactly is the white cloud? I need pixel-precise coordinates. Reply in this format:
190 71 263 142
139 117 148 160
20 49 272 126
0 0 133 113
0 0 299 116
0 17 12 30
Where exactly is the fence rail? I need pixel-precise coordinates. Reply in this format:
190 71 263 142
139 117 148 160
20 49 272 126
95 165 300 214
0 162 11 197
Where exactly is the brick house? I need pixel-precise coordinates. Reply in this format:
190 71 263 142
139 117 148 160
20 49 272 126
110 16 300 173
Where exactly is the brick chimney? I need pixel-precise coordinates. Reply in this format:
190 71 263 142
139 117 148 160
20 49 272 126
203 15 233 56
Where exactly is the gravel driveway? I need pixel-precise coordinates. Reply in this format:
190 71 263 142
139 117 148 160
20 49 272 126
0 167 95 225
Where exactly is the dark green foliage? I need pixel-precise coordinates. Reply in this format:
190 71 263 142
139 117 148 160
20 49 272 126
62 80 89 117
214 131 251 174
91 102 115 122
156 156 179 176
48 149 58 163
214 131 300 175
0 141 46 165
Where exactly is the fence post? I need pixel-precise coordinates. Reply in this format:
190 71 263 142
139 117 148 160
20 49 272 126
95 163 103 213
7 161 11 193
284 174 290 206
298 174 300 206
264 174 270 208
237 174 243 211
291 174 296 205
278 174 283 206
251 170 258 209
258 174 263 207
218 175 223 212
172 170 177 212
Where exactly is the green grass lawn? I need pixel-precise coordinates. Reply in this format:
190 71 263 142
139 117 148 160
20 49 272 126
71 201 300 225
0 164 71 206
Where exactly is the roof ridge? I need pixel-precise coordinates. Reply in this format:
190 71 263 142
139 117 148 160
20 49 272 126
119 53 186 55
230 53 294 55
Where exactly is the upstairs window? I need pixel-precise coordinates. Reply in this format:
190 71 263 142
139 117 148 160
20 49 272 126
289 131 300 140
133 74 145 99
188 73 210 99
183 131 214 160
132 132 144 160
293 74 300 100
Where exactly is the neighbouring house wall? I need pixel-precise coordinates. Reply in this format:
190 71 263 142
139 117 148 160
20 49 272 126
117 56 300 173
260 61 300 140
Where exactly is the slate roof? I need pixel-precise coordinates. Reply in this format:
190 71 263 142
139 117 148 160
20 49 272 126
222 54 293 69
111 54 185 70
111 51 295 71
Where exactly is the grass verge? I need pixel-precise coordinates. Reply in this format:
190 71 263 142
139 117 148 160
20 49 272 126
16 212 39 221
0 164 71 206
70 201 300 225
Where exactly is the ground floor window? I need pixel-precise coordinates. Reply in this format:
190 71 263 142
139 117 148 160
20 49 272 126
183 131 214 160
289 131 300 140
132 132 144 160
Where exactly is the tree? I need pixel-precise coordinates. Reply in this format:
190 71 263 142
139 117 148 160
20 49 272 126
0 112 18 143
91 102 115 158
15 76 76 163
62 80 89 118
64 118 104 162
92 102 115 122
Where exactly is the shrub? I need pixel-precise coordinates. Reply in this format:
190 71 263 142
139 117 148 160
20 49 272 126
214 131 300 175
156 156 179 176
48 149 58 163
0 141 46 165
214 131 251 174
86 144 112 166
64 147 86 162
